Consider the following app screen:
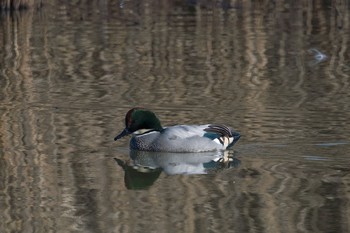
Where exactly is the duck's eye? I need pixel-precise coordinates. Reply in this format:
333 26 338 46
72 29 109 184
128 120 134 127
129 120 138 128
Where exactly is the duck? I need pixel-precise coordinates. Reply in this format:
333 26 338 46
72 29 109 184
114 108 241 152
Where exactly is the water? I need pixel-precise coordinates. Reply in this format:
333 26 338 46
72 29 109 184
1 1 350 232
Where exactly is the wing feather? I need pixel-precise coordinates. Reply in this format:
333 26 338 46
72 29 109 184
204 124 239 149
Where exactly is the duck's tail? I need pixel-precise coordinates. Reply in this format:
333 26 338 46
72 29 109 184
204 124 241 149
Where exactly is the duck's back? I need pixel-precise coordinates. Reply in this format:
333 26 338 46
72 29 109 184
130 125 224 152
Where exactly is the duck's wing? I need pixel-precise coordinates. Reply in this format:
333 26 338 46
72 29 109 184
161 125 208 138
157 125 240 152
204 124 240 149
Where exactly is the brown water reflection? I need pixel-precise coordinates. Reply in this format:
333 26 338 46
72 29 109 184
1 1 350 233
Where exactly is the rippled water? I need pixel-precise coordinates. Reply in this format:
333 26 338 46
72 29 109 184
1 1 350 233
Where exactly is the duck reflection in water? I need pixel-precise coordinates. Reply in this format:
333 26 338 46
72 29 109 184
114 150 240 190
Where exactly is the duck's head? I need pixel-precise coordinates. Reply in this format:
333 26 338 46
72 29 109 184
114 108 163 141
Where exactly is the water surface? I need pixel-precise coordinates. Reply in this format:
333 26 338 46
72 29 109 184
1 1 350 232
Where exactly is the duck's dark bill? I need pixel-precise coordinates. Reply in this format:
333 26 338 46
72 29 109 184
114 128 130 141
